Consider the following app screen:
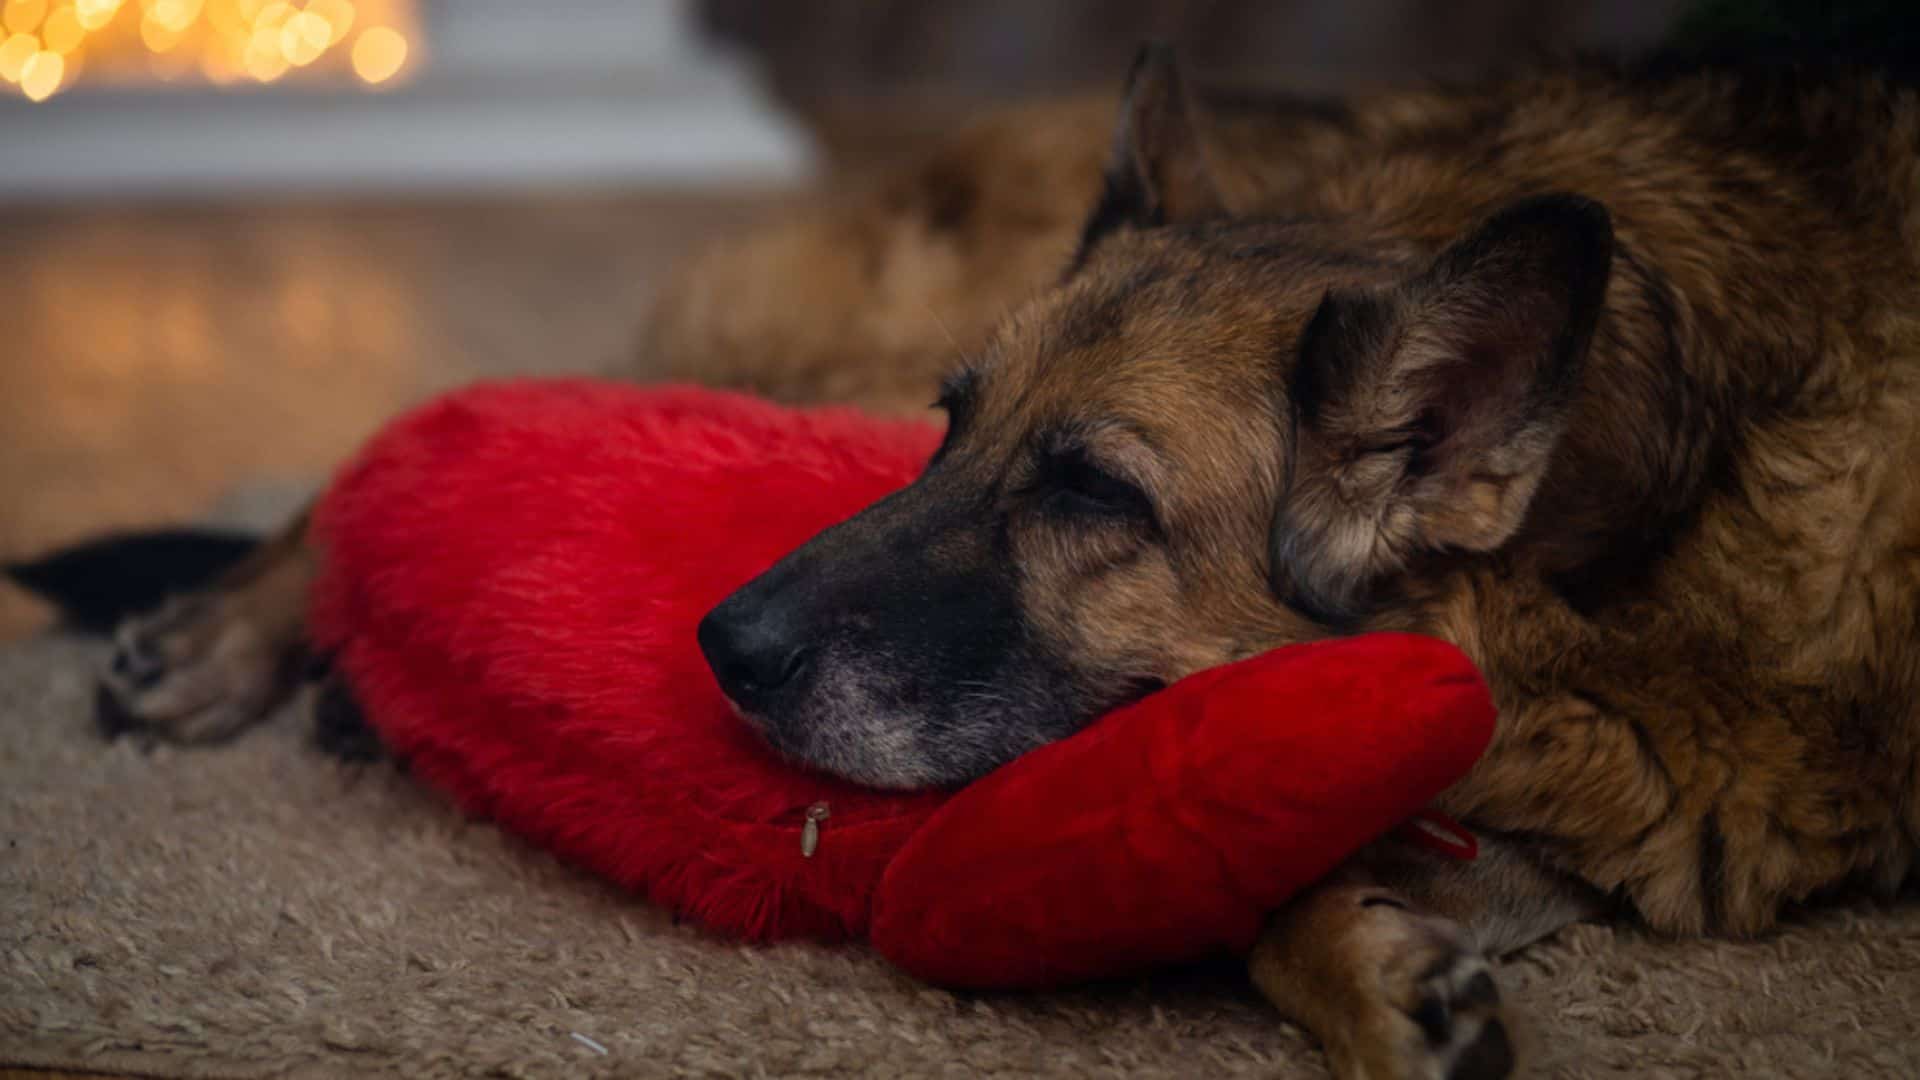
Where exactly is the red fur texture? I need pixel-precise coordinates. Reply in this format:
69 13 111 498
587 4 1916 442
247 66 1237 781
872 636 1493 988
310 380 1494 986
311 381 947 943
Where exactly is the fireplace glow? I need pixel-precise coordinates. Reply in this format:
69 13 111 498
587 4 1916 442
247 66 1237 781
0 0 418 101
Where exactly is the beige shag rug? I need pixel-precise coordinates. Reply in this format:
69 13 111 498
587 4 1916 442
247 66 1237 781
4 633 1920 1079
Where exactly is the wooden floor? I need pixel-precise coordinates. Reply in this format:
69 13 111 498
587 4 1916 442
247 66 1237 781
0 191 784 640
0 190 783 1079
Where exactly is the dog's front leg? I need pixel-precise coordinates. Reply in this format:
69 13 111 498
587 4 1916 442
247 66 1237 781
98 505 317 743
1248 830 1603 1080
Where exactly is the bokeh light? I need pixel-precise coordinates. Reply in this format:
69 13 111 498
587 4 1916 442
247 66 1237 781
3 0 415 100
240 23 284 80
19 45 61 98
348 22 399 85
0 31 37 79
148 0 202 33
139 11 182 51
307 0 346 37
2 0 47 35
39 5 79 51
278 10 325 65
72 0 118 31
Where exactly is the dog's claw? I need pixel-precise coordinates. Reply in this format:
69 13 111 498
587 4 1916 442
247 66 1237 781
108 635 167 690
1450 1020 1515 1080
1406 948 1512 1080
1412 994 1452 1046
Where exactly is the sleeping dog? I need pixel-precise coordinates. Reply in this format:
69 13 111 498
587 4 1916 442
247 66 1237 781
31 46 1920 1080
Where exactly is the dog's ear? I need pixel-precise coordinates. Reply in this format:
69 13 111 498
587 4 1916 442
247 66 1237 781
1073 44 1226 262
1272 194 1614 623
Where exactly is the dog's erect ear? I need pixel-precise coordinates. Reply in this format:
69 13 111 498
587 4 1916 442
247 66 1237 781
1271 194 1614 623
1073 44 1226 262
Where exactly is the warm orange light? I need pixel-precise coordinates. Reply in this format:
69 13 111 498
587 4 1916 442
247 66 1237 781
6 0 413 99
139 11 183 51
348 23 400 84
251 0 291 29
146 37 194 79
241 24 284 80
147 0 201 33
19 45 61 98
2 0 46 35
73 0 121 32
204 0 245 37
198 38 238 83
308 0 350 38
39 4 79 51
0 30 35 79
278 9 325 64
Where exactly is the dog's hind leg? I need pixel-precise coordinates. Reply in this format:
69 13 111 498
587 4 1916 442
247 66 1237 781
1248 829 1604 1080
95 506 317 744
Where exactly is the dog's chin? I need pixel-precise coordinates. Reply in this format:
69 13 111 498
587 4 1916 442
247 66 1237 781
723 696 961 791
717 657 1132 790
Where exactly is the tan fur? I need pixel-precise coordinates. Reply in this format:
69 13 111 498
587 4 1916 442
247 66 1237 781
639 97 1114 416
97 54 1920 1080
880 64 1920 1076
912 63 1920 940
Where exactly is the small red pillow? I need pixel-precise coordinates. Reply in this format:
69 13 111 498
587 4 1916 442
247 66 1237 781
310 380 1493 987
872 634 1490 988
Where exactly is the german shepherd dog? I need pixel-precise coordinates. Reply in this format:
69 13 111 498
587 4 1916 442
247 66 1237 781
27 45 1920 1080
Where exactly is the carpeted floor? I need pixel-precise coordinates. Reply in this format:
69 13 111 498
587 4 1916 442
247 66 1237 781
4 636 1920 1077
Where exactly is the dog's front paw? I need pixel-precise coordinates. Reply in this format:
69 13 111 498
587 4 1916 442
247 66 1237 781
97 592 295 744
1387 930 1512 1080
1350 899 1512 1080
1253 890 1516 1080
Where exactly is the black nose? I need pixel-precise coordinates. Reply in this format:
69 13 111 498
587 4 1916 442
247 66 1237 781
697 599 813 710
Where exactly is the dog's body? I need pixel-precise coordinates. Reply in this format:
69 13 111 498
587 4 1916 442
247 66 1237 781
72 53 1920 1080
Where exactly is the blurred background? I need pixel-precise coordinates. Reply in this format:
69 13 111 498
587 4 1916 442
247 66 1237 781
0 0 1743 637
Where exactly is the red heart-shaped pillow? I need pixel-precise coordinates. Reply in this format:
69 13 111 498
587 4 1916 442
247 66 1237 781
310 379 1493 987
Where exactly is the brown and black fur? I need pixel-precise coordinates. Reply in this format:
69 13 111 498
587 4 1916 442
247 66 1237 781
65 47 1920 1080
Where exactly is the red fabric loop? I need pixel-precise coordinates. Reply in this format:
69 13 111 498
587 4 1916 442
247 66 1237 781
1398 811 1481 861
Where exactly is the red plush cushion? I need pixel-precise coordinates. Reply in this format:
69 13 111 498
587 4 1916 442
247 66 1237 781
311 381 948 942
310 379 1495 984
871 634 1491 988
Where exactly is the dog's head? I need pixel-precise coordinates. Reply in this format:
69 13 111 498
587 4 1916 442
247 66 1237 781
700 48 1613 789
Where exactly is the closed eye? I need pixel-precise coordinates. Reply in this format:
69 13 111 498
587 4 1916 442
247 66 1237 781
1042 449 1155 522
